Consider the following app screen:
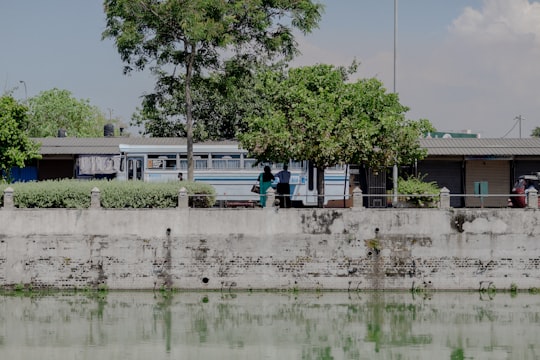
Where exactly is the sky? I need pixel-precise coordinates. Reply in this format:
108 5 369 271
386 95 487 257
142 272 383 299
1 0 540 138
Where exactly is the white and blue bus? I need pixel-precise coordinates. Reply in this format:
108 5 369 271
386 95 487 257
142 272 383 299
116 143 349 207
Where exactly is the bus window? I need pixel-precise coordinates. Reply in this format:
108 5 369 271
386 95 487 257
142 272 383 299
212 154 241 169
289 161 302 170
179 155 208 170
244 158 258 169
147 154 177 170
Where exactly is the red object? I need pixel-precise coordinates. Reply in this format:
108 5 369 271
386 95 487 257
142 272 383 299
509 176 538 208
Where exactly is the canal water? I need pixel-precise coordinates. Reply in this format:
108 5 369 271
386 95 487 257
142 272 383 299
1 291 539 359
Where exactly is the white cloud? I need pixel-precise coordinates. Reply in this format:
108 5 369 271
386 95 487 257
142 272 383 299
402 0 540 137
451 0 540 44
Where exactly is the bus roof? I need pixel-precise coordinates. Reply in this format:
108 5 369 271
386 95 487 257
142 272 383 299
118 143 247 154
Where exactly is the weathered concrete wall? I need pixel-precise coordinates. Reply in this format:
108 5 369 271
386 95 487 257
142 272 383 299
1 207 540 291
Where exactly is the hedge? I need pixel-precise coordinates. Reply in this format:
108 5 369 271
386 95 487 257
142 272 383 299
0 179 216 208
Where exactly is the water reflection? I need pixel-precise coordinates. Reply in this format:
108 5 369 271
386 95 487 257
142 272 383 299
0 291 539 359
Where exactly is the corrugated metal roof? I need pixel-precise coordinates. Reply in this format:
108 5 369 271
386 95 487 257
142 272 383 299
32 137 239 155
33 137 540 156
419 138 540 156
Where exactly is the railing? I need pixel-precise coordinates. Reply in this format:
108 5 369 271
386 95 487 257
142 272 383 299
3 186 537 210
361 192 531 209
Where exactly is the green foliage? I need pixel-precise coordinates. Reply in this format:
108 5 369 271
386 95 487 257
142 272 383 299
99 181 215 208
365 239 381 253
11 181 91 208
510 283 518 294
189 59 274 141
26 88 120 137
397 174 440 207
0 95 42 181
0 180 215 208
450 348 465 360
531 127 540 138
133 58 278 141
103 0 322 76
241 64 433 168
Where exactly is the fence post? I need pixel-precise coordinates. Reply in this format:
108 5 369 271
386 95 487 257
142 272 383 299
527 188 538 209
352 187 363 209
3 187 14 209
266 187 276 210
439 187 450 209
90 187 101 209
178 187 189 208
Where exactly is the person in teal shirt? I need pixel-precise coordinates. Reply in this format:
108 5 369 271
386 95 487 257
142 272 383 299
258 165 275 207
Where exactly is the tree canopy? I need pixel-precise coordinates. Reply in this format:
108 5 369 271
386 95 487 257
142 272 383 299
238 64 434 207
0 95 41 182
103 0 323 180
26 88 119 138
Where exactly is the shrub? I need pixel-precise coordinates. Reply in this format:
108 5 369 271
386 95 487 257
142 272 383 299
0 179 216 208
397 174 440 208
12 180 91 208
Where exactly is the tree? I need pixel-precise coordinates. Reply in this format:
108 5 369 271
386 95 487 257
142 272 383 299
531 127 540 138
26 88 118 138
0 95 41 182
238 64 434 207
103 0 323 180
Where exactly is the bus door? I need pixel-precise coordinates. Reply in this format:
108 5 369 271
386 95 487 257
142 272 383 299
127 156 144 180
299 161 318 206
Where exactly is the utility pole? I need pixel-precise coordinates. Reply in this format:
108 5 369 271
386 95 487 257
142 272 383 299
515 115 523 138
392 0 399 206
393 0 398 93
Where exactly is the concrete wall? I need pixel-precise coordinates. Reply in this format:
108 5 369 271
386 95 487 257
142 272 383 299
1 206 540 291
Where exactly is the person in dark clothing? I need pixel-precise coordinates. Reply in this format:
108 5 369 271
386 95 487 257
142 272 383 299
275 164 291 208
258 165 275 207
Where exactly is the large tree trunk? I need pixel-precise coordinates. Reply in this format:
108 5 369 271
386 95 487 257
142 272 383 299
317 166 325 208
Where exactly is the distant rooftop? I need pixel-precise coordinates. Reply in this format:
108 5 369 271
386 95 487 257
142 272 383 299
32 137 540 157
419 138 540 156
424 131 480 139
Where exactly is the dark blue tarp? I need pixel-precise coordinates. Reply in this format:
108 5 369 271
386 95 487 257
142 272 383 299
9 166 38 182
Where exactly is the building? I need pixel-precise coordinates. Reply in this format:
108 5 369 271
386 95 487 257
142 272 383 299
418 138 540 207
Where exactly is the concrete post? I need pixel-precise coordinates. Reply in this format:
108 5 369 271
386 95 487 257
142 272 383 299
90 187 101 209
266 187 276 210
527 188 538 209
439 187 450 209
178 187 189 208
3 187 14 209
352 187 363 209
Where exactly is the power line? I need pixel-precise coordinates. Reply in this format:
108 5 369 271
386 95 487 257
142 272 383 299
501 115 524 138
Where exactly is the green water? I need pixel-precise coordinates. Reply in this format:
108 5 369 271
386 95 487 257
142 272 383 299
0 291 539 359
